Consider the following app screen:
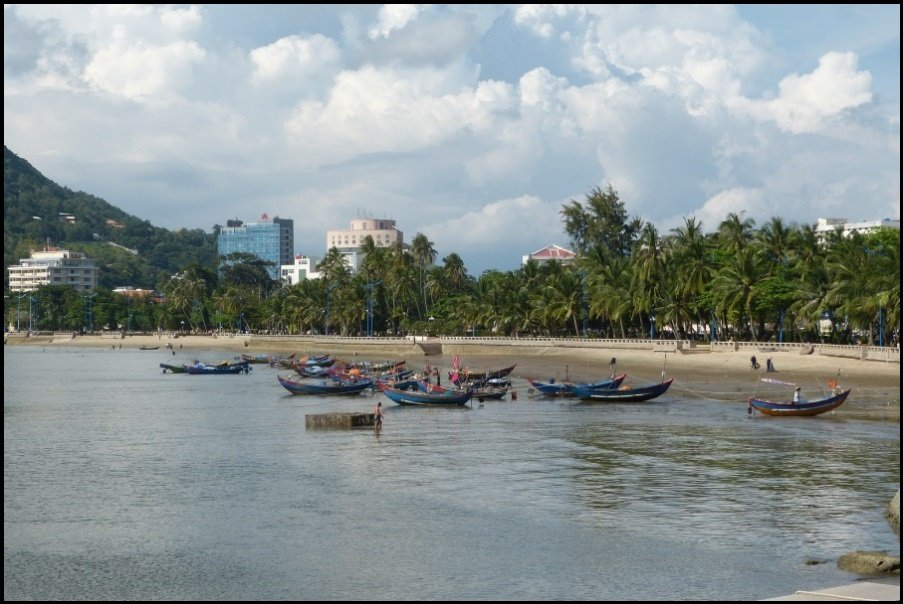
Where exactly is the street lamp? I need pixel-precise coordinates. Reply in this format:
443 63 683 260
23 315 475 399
83 293 95 333
180 320 185 334
649 315 656 340
365 280 381 337
325 283 338 335
126 296 132 333
16 293 28 332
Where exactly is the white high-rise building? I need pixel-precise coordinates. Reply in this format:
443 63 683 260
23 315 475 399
325 217 404 273
280 254 321 285
815 217 900 239
8 248 98 292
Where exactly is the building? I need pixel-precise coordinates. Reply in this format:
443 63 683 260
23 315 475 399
113 287 164 303
280 254 321 285
218 213 294 280
522 244 577 267
815 217 900 239
325 216 404 273
7 248 98 292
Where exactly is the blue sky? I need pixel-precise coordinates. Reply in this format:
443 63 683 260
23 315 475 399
4 4 899 275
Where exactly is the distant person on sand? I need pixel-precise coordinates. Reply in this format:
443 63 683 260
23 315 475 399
609 357 617 378
750 355 760 369
766 358 776 373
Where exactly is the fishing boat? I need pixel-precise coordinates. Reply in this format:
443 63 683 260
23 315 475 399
449 363 516 386
471 384 510 401
416 380 509 401
572 378 673 402
382 385 472 406
373 376 420 392
277 374 372 396
241 352 279 364
159 363 187 373
528 373 626 397
748 388 851 417
185 360 251 375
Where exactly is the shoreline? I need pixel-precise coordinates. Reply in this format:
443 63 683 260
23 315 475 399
6 333 899 423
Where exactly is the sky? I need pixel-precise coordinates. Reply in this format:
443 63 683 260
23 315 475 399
4 4 900 275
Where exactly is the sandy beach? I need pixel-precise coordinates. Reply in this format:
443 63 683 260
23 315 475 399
6 333 899 422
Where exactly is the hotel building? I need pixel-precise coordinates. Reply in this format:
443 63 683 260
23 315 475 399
218 214 294 280
8 248 98 292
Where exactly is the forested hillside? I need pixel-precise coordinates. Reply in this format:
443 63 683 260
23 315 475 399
3 145 218 289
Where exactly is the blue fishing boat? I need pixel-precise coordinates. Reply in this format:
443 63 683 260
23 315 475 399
277 374 372 396
528 373 626 397
383 385 472 406
572 378 673 402
748 388 851 417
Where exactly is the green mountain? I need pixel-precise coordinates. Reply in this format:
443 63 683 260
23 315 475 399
4 145 218 290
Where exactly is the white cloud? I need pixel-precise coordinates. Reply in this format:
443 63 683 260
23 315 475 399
3 5 898 275
284 63 514 165
744 51 873 134
83 41 206 101
368 4 426 39
250 34 341 83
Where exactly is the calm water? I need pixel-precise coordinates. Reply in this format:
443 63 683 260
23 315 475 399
4 346 900 600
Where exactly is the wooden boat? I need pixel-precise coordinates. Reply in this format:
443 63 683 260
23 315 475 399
415 380 509 401
528 373 626 397
185 360 251 375
748 388 851 417
294 364 331 378
241 352 278 364
383 385 472 406
293 354 335 368
472 385 510 401
160 363 187 373
277 374 373 395
374 376 420 392
572 378 673 402
139 345 160 350
449 364 516 386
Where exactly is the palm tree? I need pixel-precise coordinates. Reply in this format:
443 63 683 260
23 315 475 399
718 211 755 253
411 233 437 317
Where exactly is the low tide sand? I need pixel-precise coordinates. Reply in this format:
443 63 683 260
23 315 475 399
7 333 899 422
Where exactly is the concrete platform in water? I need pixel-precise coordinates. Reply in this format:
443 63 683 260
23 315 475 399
305 412 375 429
764 581 899 601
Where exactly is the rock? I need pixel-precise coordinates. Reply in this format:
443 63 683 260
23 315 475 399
837 551 900 575
886 489 900 536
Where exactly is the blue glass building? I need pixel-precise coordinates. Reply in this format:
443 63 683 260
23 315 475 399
217 215 294 280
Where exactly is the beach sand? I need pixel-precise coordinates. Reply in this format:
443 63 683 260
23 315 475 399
6 333 899 422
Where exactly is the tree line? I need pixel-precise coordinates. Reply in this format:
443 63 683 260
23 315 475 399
4 186 900 346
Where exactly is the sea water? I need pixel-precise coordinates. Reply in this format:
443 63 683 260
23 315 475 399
4 346 899 600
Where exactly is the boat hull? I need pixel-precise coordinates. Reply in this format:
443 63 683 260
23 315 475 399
383 386 472 406
277 375 372 395
748 388 851 417
573 378 673 402
529 373 626 397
